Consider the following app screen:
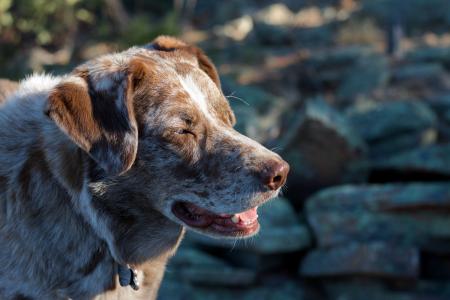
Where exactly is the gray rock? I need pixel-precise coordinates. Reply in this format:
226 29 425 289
389 63 450 99
300 242 419 279
337 54 389 101
160 279 311 300
252 21 294 45
282 98 368 200
428 93 450 111
391 63 446 83
187 197 311 254
292 25 333 47
306 183 450 251
347 101 437 157
406 47 450 68
324 280 450 300
361 0 450 32
158 278 195 300
347 100 437 142
167 246 256 286
370 143 450 176
426 94 450 141
295 46 375 95
368 129 436 159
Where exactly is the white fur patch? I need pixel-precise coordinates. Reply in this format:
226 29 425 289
15 73 61 98
177 75 217 124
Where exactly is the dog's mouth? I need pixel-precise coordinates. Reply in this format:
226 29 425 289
171 202 259 237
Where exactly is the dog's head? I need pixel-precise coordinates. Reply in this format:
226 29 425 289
46 36 289 238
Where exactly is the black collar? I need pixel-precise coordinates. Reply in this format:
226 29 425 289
117 264 139 291
118 264 140 291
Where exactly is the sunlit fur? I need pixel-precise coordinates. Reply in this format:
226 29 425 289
0 36 286 299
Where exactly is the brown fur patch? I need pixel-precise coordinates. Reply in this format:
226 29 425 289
151 36 188 51
47 81 101 151
151 36 221 88
47 74 138 175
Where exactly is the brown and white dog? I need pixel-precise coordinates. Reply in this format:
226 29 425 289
0 36 289 299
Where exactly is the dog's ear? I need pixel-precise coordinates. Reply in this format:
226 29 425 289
149 36 221 89
46 69 138 176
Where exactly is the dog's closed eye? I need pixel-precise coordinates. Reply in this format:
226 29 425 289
176 128 196 137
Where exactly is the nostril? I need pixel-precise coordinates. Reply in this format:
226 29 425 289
260 160 290 191
273 175 282 184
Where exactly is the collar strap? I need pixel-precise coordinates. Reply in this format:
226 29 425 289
118 264 140 291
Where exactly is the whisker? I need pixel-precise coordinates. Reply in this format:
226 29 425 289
270 146 283 152
226 91 250 106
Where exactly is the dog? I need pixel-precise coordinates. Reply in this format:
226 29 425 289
0 36 289 299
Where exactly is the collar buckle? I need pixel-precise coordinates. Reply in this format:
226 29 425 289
118 264 140 291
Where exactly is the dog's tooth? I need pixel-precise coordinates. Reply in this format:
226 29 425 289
231 215 240 224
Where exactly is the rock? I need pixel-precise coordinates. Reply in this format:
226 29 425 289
252 21 293 45
391 63 446 83
428 93 450 110
324 280 450 300
295 46 376 96
406 47 450 69
160 279 312 300
426 93 450 141
220 280 309 300
282 98 367 201
306 183 450 251
361 0 450 32
347 101 436 142
347 101 437 157
368 129 436 162
389 63 450 99
421 252 450 279
194 0 250 28
292 25 333 47
337 54 389 101
158 278 195 300
300 242 419 279
213 15 254 41
254 3 295 26
167 246 256 286
370 143 450 178
186 197 311 254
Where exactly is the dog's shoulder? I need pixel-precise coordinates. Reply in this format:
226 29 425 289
0 74 62 169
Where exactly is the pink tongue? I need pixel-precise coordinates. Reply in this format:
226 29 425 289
235 207 258 222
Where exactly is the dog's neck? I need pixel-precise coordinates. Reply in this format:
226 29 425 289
89 180 185 264
88 185 185 299
42 124 185 298
91 181 184 296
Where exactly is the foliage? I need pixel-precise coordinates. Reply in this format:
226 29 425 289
0 0 180 77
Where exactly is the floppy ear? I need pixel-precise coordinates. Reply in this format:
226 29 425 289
45 69 138 176
149 36 221 89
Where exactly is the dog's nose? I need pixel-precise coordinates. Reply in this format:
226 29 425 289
260 160 290 190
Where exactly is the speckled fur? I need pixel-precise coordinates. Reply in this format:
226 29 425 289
0 36 286 299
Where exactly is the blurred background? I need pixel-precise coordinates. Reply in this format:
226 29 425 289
3 0 450 299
